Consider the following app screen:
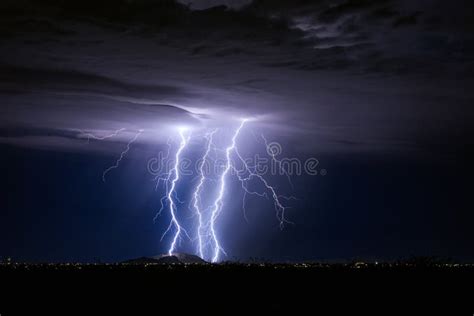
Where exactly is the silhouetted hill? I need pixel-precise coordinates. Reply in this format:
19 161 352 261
124 253 206 264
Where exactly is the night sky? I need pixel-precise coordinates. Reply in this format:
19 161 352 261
1 0 474 263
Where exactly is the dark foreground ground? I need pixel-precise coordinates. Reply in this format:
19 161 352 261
1 262 473 313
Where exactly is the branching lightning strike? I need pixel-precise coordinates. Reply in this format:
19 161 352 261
102 129 144 182
75 128 126 143
91 121 296 262
261 134 294 189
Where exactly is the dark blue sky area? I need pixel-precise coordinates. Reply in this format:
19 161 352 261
2 144 472 263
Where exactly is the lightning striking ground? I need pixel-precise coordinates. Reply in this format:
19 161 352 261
192 129 217 259
102 129 144 182
95 121 295 262
151 120 295 262
209 119 248 262
161 129 190 256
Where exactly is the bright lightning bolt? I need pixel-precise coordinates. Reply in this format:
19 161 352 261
209 119 248 263
161 128 190 256
93 121 297 262
102 129 144 182
192 129 217 259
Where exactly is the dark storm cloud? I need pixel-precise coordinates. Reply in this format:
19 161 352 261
0 64 195 101
317 0 392 23
0 0 473 155
0 61 201 150
0 89 199 152
2 0 472 74
0 126 83 138
240 0 474 74
392 11 422 28
0 61 200 137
